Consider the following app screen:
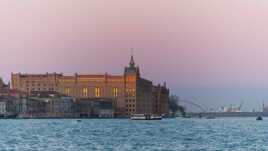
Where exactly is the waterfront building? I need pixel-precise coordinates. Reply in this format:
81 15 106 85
48 96 74 117
11 55 169 117
0 89 26 98
0 101 7 116
0 96 17 117
95 100 114 118
19 91 75 118
152 83 169 115
11 73 61 93
75 98 114 118
0 77 25 98
25 97 47 117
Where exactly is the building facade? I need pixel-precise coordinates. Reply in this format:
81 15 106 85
152 84 169 115
11 56 169 117
75 98 114 118
0 96 18 117
11 73 61 93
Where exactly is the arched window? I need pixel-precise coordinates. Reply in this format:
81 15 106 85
65 88 70 95
113 88 119 98
94 87 100 97
83 88 88 97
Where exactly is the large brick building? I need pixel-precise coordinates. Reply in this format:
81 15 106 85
11 56 169 116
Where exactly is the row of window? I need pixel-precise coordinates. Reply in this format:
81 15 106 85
26 84 54 87
27 88 55 92
64 87 120 98
125 88 136 97
126 104 135 108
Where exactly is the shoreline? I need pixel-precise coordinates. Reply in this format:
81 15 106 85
188 112 268 118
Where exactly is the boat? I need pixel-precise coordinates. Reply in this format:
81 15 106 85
256 116 263 121
130 114 162 120
150 115 163 120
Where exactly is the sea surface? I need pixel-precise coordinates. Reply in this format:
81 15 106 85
0 118 267 151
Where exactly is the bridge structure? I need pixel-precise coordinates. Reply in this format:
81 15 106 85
177 99 208 113
178 99 268 118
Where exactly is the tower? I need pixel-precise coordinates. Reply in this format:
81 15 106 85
124 54 140 77
124 54 140 116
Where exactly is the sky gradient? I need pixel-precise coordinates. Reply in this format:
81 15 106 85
1 0 268 111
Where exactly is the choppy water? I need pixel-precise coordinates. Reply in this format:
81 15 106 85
0 118 267 151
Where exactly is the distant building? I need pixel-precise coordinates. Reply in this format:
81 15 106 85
47 96 74 117
0 89 26 98
0 96 18 117
0 77 26 98
25 97 47 117
0 101 6 115
152 83 169 115
18 91 75 118
75 98 114 118
11 55 169 117
11 73 61 93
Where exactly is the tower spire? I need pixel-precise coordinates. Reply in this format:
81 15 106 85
125 48 140 77
129 48 135 67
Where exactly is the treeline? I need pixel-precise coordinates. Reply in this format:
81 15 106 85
169 95 186 117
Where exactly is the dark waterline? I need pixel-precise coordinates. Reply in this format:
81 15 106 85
0 118 267 150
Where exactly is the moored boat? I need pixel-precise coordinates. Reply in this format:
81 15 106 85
130 114 162 120
150 115 162 120
256 116 263 121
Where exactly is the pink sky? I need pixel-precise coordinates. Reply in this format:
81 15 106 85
1 0 268 110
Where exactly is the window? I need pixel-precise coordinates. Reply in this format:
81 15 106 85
113 88 119 98
83 88 88 97
65 88 70 95
94 87 100 97
126 88 136 97
130 89 136 97
126 89 129 97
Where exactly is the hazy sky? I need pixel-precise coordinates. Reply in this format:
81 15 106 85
1 0 268 111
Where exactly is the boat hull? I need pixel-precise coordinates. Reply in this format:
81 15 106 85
130 114 162 120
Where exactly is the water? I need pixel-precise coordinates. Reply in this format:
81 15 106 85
0 118 267 151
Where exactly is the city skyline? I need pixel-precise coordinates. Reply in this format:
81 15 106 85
2 0 268 111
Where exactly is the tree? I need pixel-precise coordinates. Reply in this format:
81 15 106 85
169 95 186 117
